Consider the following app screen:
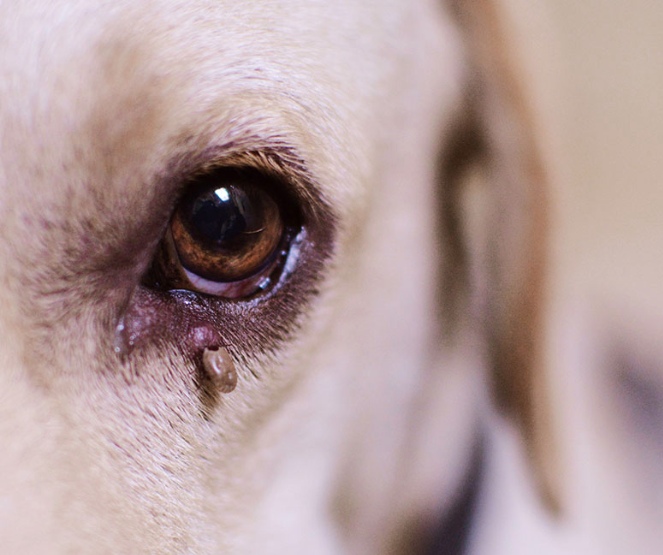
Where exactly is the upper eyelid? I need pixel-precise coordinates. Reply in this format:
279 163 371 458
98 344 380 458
112 123 337 284
160 140 331 226
205 147 317 205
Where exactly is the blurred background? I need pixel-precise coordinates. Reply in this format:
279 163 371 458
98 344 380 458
502 1 663 553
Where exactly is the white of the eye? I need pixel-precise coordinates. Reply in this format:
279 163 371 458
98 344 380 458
181 266 270 298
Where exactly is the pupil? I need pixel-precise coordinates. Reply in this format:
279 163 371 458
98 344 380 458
190 186 252 244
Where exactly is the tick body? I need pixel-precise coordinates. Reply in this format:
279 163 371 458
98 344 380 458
202 347 237 393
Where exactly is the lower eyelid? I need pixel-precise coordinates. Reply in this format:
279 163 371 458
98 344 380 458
119 226 322 364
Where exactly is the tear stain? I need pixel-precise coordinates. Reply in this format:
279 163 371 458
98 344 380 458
202 347 237 393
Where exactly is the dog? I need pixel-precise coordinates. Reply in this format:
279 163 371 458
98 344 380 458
0 0 559 553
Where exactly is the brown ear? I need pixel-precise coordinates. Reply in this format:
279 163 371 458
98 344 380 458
446 0 558 509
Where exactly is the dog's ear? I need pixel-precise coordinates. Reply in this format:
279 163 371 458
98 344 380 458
443 0 558 509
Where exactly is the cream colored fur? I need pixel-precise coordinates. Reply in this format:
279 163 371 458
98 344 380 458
0 1 556 553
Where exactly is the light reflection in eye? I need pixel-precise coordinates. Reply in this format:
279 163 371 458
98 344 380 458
215 187 230 202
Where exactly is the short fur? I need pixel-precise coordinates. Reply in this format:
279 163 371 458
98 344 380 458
0 1 554 553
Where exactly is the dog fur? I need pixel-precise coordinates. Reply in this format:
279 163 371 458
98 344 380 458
0 1 555 553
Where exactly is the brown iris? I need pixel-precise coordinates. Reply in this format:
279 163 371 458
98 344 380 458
171 169 284 283
144 167 293 299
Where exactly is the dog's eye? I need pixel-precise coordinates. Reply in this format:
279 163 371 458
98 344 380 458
147 168 295 299
172 172 284 283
